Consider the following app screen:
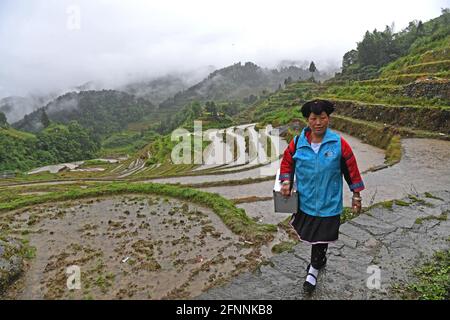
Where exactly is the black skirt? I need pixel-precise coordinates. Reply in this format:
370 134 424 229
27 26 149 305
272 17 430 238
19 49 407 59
289 210 340 244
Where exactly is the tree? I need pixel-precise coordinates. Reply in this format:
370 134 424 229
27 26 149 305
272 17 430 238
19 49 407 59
342 49 359 71
357 30 377 67
223 102 239 116
36 122 99 163
205 101 217 117
190 101 202 118
309 61 317 79
0 112 8 128
416 20 425 37
284 76 293 86
41 110 50 128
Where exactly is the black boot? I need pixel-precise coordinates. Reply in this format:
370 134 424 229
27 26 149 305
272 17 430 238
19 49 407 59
303 264 317 294
311 243 328 270
303 244 329 294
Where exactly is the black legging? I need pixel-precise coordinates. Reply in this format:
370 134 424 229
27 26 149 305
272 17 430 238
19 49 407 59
311 243 328 269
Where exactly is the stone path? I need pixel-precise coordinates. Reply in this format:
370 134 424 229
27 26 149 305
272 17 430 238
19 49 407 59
198 190 450 299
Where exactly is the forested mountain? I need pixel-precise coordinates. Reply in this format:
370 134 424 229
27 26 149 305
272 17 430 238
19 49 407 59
13 90 155 137
0 122 99 171
119 68 217 105
0 95 54 124
159 61 322 109
318 9 450 109
121 75 191 105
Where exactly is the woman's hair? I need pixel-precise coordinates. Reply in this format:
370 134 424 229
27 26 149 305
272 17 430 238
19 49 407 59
301 99 335 118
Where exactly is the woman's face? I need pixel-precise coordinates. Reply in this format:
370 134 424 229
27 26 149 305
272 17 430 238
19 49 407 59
308 111 329 136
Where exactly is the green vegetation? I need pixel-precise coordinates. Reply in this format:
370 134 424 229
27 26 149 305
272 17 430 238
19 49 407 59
14 90 155 137
0 112 8 128
36 122 100 163
320 83 448 108
82 159 109 166
337 9 450 81
415 212 447 225
393 250 449 300
408 194 434 207
19 238 37 260
385 135 402 165
394 199 410 206
271 241 296 254
99 129 160 157
321 10 450 114
424 192 444 201
0 121 99 171
341 207 358 223
159 61 313 110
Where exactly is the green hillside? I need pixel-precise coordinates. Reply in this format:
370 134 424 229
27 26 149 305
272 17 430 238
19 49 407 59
115 10 450 179
159 62 319 110
249 10 450 126
0 122 99 172
321 10 450 108
13 90 156 137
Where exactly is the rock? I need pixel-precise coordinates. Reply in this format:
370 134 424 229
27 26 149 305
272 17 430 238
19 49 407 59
337 233 358 249
0 238 25 295
339 223 372 242
350 215 397 236
364 238 379 248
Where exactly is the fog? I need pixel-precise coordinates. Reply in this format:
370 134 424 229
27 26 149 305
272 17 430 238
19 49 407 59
0 0 447 98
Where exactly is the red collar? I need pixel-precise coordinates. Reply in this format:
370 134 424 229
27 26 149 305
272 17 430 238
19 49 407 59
305 129 312 144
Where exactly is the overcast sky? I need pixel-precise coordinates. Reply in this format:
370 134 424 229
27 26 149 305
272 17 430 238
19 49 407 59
0 0 448 98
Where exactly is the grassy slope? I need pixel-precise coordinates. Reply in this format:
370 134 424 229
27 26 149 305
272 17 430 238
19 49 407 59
320 15 450 108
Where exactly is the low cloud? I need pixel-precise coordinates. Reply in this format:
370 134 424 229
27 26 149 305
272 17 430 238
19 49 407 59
0 0 446 98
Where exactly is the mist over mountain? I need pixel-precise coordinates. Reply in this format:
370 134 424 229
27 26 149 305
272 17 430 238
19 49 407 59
10 60 330 129
119 66 215 105
0 95 57 124
0 83 106 124
13 90 155 136
159 61 329 109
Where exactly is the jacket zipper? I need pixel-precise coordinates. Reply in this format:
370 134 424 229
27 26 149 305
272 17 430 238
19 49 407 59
314 140 332 216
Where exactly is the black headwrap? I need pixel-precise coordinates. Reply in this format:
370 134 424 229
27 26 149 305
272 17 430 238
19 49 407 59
301 99 335 118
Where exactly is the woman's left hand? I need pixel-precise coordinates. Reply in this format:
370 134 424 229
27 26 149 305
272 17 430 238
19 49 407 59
352 195 362 214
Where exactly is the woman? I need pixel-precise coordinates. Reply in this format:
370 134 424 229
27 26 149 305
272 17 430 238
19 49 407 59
279 99 364 294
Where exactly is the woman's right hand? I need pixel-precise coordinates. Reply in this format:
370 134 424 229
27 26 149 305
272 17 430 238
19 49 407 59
280 182 291 197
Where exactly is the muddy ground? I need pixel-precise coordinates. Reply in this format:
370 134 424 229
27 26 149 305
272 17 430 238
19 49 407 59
1 195 271 300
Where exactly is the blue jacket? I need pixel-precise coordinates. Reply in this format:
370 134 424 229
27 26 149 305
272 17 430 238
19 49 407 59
293 127 343 217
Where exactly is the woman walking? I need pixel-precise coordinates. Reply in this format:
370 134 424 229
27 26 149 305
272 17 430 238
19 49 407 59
279 99 365 294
